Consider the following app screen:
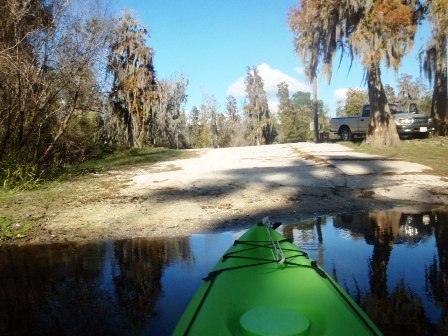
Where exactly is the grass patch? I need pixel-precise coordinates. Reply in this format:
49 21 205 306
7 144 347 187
342 136 448 176
0 217 33 241
1 147 198 189
0 147 197 220
73 147 196 174
1 161 42 191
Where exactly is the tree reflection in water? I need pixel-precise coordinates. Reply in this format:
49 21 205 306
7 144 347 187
289 208 447 336
112 238 191 332
426 211 448 335
1 209 448 336
0 243 110 336
0 237 190 336
364 211 433 335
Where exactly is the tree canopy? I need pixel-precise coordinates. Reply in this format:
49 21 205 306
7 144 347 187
289 0 423 146
244 66 275 145
337 89 368 117
107 11 157 148
421 0 448 135
277 82 327 142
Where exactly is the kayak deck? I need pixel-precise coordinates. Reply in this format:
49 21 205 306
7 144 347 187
174 223 382 336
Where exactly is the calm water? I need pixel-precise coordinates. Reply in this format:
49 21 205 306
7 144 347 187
1 208 447 335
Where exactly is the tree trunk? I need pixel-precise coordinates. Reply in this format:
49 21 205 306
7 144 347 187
432 36 448 136
39 90 80 164
0 106 12 162
365 62 400 146
313 76 319 143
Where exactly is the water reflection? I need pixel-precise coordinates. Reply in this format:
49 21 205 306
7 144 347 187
0 238 192 336
427 211 448 335
288 209 446 335
0 208 447 335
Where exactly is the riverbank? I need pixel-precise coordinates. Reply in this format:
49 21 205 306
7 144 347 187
1 142 447 244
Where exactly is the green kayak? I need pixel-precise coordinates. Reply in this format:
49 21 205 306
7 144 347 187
174 223 383 336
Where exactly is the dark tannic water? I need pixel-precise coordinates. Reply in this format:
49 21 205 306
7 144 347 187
1 208 448 336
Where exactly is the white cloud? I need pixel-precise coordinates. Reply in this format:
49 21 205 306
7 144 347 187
227 63 311 98
334 87 365 104
334 88 349 102
295 66 305 76
227 76 246 97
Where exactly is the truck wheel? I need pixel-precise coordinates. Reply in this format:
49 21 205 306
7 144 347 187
340 127 352 141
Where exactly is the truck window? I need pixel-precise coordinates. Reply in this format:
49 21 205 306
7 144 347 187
362 106 370 117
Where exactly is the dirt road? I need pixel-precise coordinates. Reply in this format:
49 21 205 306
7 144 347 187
3 143 448 244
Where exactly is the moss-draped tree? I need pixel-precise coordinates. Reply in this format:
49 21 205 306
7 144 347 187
244 66 276 145
107 11 157 148
421 0 448 135
289 0 422 146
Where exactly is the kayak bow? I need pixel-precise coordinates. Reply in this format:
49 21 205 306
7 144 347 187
174 223 382 336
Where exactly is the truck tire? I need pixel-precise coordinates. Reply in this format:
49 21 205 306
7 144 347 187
340 127 352 141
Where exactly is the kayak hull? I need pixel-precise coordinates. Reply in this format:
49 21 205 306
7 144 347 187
174 224 382 336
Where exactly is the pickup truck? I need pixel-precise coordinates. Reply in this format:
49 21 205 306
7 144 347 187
330 103 435 141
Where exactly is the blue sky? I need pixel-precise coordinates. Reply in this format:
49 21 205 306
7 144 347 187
114 0 431 117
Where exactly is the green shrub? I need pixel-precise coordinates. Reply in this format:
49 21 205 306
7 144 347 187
0 217 33 240
1 161 41 190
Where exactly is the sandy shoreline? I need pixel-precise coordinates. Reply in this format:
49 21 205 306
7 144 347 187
2 143 447 244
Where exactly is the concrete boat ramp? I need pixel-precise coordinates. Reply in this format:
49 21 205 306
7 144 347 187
292 143 448 205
